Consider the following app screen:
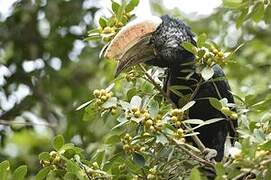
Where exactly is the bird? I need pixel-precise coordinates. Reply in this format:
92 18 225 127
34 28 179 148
104 15 237 161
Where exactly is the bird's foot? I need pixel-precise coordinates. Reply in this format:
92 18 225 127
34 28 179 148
203 148 217 161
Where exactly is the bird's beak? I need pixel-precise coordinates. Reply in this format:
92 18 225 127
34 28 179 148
104 16 162 76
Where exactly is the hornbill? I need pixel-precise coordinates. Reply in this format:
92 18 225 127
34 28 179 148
104 15 237 161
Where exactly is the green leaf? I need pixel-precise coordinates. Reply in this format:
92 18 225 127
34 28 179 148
190 167 201 180
169 85 192 92
181 42 197 54
125 0 140 12
66 160 81 174
0 160 10 180
181 101 195 111
201 66 214 81
39 152 51 161
64 172 78 180
105 134 120 144
251 2 265 22
183 119 204 125
260 140 271 151
76 100 92 111
197 33 207 47
223 0 244 9
215 163 225 178
111 1 121 14
130 96 142 108
156 134 168 145
126 88 137 101
236 8 248 28
132 153 145 168
36 166 51 180
53 135 64 151
102 97 118 108
13 165 27 180
99 17 107 28
264 4 271 23
149 99 159 119
209 98 222 110
93 150 105 166
83 102 97 121
203 118 225 125
112 120 129 130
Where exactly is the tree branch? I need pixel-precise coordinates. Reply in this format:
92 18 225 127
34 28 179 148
139 64 206 152
0 119 56 128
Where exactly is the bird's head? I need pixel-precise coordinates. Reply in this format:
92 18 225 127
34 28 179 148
104 15 196 76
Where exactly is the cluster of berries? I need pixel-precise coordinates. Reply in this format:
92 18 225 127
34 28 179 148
40 151 64 170
196 46 227 66
147 166 158 180
121 133 145 154
85 162 104 178
170 109 184 128
93 89 113 105
100 12 131 43
125 69 139 82
221 106 238 120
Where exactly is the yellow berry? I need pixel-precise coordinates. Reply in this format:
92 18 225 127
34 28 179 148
144 112 150 120
93 89 100 97
103 26 115 34
50 151 57 158
52 156 61 165
134 110 141 118
149 168 157 174
177 128 184 137
40 160 50 167
149 126 155 132
218 51 224 57
101 95 108 101
111 108 117 115
96 99 102 105
155 122 163 130
106 93 112 99
123 144 130 151
255 150 268 158
176 121 182 127
132 107 139 113
124 133 131 139
92 162 99 169
171 109 179 116
171 116 178 123
230 112 238 120
221 107 231 116
147 174 156 180
100 89 107 96
212 48 219 54
139 147 146 152
145 119 153 127
143 132 150 136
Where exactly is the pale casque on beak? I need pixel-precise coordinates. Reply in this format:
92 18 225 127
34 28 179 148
103 16 162 76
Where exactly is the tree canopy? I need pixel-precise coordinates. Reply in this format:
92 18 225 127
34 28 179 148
0 0 271 179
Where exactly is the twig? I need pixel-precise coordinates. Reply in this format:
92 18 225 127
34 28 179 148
0 119 56 128
138 64 177 108
232 170 255 180
139 64 206 152
161 132 214 168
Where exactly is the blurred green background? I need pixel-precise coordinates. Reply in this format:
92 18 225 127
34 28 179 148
0 0 270 177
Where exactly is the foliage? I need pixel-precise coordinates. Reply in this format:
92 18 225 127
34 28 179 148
0 0 270 179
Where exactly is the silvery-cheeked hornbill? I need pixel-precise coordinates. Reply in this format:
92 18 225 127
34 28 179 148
104 15 237 161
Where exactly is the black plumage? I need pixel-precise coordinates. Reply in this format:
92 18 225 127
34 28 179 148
146 15 237 161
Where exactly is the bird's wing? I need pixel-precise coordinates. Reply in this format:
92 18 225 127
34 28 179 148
211 65 237 139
